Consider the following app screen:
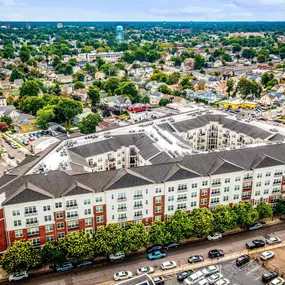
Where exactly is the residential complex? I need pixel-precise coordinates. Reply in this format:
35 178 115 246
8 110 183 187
0 109 285 252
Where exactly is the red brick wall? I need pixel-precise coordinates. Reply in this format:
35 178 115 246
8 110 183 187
153 195 165 221
94 204 106 228
199 188 210 208
0 208 7 252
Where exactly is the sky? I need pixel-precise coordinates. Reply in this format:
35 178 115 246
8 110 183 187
0 0 285 22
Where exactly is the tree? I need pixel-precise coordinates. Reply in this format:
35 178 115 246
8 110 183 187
19 46 31 63
42 240 66 265
191 208 214 237
19 80 40 98
194 54 205 69
149 220 170 245
213 205 238 232
19 97 46 115
87 85 100 106
159 98 170 106
141 95 150 104
9 68 24 82
167 72 181 85
61 231 95 263
78 113 102 134
236 78 262 99
257 54 266 63
119 82 140 102
232 202 259 227
36 107 55 130
52 56 61 67
242 48 256 59
1 241 41 274
123 223 149 252
261 72 274 87
158 84 172 94
232 44 241 53
68 58 77 66
226 79 234 95
64 64 73 75
74 81 85 90
102 77 120 95
57 98 83 128
256 202 273 219
74 72 84 82
274 199 285 215
170 56 182 66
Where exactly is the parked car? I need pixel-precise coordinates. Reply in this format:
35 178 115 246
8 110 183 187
161 261 176 270
262 271 278 283
113 271 133 281
247 222 263 231
10 143 17 149
207 233 222 241
266 237 281 245
208 249 224 258
164 242 180 250
148 250 166 260
136 266 154 275
23 140 29 146
8 272 28 282
147 245 163 253
76 261 93 268
109 251 125 261
202 265 220 277
246 240 265 250
260 251 275 261
195 279 208 285
2 148 7 153
55 262 73 272
269 277 285 285
188 255 204 264
8 153 15 159
177 270 194 282
214 278 230 285
28 137 35 141
236 255 250 267
153 276 165 285
208 273 223 285
183 271 204 285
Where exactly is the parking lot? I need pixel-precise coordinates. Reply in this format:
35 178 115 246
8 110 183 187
164 260 271 285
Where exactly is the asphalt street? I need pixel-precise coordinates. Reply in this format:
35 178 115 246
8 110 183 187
9 222 285 285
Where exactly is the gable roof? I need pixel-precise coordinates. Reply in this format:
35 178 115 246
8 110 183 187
62 181 94 196
164 164 201 182
251 153 285 169
209 157 244 175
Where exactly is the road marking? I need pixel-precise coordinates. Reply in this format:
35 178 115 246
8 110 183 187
255 276 262 281
246 265 261 275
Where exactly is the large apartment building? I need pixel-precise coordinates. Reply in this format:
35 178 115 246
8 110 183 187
0 110 285 252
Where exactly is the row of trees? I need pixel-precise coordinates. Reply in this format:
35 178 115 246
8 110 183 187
1 201 275 275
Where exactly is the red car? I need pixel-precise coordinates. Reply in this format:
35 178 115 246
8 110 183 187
28 137 35 141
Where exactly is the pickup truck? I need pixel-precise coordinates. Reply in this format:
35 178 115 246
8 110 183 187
246 239 265 250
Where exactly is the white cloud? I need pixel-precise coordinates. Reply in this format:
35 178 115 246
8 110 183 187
234 0 285 6
224 3 237 8
0 0 15 6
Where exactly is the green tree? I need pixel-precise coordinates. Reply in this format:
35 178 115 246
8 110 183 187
159 98 170 106
261 72 274 87
213 205 238 233
52 56 61 67
74 81 85 90
167 72 181 85
68 58 77 66
257 54 266 63
226 79 234 95
232 202 259 227
119 82 139 101
0 115 12 126
19 80 40 98
191 208 214 237
158 84 172 94
256 202 273 219
102 77 120 95
88 85 100 106
274 199 285 215
36 107 55 130
9 68 24 82
78 113 102 134
149 220 170 245
194 54 205 69
19 96 46 115
64 64 73 75
1 241 41 274
141 95 150 104
57 98 83 128
74 72 84 82
19 46 31 63
42 240 66 265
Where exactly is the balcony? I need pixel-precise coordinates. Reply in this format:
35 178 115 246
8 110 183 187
65 205 78 210
24 211 38 217
66 215 78 220
274 173 283 177
27 231 40 237
211 183 221 188
118 217 127 222
177 188 188 193
134 214 143 219
134 205 143 210
117 197 127 202
211 192 221 197
177 207 187 211
273 181 282 186
272 191 281 196
177 198 187 202
243 183 252 190
26 222 39 227
244 176 253 181
118 207 127 212
133 195 143 200
242 196 251 201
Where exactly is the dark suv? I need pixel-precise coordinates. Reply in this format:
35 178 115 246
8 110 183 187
262 272 278 283
236 255 250 267
208 249 224 258
246 240 265 250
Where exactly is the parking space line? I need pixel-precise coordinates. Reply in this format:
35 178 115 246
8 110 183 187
246 265 261 275
255 276 262 281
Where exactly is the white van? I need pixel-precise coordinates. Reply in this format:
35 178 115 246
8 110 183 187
109 251 125 261
196 279 209 285
183 271 204 285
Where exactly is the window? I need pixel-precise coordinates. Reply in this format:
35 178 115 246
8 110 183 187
224 187 230 192
29 238 40 246
178 184 187 191
67 221 79 229
96 205 103 213
234 194 239 200
45 225 53 233
15 230 23 238
134 201 142 208
201 198 207 205
273 179 282 185
264 189 269 195
155 215 162 221
134 190 143 198
118 192 126 201
155 188 162 193
84 199 91 205
168 196 174 202
191 192 197 198
210 197 220 204
168 205 174 211
257 173 262 178
118 203 126 211
66 211 78 219
256 182 262 187
212 178 221 186
66 200 77 208
134 210 143 217
155 196 162 203
192 183 198 189
12 210 20 216
234 185 240 191
255 191 261 196
242 192 251 198
85 218 92 226
177 203 187 210
263 198 269 203
224 178 230 184
44 215 52 222
223 196 229 202
84 209 92 215
96 216 104 223
24 206 37 215
14 220 22 227
273 187 281 193
57 233 65 239
190 201 197 207
211 188 220 195
56 212 63 219
55 202 62 208
26 217 38 226
27 227 39 236
98 165 103 170
57 222 64 229
201 189 207 196
155 206 162 213
46 236 54 242
265 180 270 186
202 181 208 186
43 205 51 211
235 177 241 182
266 171 271 177
168 187 174 192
